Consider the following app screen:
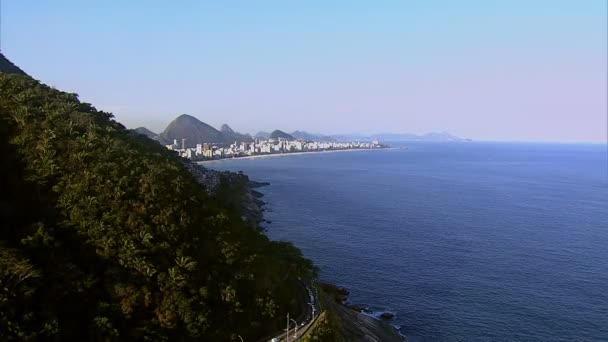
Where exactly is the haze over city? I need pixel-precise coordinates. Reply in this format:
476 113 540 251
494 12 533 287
2 0 606 142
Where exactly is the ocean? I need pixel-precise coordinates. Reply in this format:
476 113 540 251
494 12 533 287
204 142 608 341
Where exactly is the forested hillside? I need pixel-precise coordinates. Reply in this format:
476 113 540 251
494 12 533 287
0 72 315 341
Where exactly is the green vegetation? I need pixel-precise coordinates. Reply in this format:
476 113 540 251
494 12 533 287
0 72 316 341
298 311 341 342
310 285 403 342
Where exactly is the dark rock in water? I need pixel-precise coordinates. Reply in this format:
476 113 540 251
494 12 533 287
348 305 373 314
251 190 264 198
320 285 404 342
349 305 364 312
319 283 350 303
249 181 270 188
380 312 395 320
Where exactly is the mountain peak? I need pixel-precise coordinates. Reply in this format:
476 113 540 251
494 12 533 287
0 53 28 75
220 124 235 134
174 114 200 122
160 114 223 147
269 130 295 141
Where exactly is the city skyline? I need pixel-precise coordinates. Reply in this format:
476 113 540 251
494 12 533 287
3 1 607 143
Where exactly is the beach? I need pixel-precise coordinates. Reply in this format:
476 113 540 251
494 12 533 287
197 147 399 165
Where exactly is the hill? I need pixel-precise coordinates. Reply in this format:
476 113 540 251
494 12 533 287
0 52 27 75
159 114 224 146
220 124 253 143
220 124 235 134
328 131 467 142
133 126 159 140
269 129 295 140
291 130 336 142
254 131 270 139
0 66 315 340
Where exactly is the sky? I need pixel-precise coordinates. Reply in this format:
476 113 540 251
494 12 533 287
2 0 607 142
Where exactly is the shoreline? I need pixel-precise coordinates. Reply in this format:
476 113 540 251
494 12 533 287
199 148 406 340
197 147 401 164
319 283 404 341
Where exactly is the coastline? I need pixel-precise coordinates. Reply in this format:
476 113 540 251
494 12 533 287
195 149 405 340
197 147 401 164
318 283 404 341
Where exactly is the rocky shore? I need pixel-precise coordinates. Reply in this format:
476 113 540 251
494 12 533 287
319 283 404 342
187 160 403 341
186 161 268 227
239 178 270 227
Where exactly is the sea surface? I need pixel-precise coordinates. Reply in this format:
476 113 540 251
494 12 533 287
204 142 608 341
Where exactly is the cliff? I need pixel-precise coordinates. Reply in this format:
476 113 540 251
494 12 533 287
317 284 404 342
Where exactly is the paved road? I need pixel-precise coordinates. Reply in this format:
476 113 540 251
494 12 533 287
261 280 321 342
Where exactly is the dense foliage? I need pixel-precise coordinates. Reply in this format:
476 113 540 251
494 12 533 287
0 73 316 341
298 311 341 342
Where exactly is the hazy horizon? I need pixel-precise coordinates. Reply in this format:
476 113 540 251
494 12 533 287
3 1 607 143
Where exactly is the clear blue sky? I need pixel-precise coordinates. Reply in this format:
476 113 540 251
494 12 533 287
2 0 607 142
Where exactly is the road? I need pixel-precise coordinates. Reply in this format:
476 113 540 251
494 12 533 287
260 280 321 342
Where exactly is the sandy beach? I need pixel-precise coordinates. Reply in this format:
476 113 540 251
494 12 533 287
197 147 400 165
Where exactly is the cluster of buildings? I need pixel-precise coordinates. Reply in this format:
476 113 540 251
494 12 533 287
165 138 383 160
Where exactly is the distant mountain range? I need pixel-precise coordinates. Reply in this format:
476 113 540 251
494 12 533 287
154 114 253 147
291 130 337 142
254 131 270 139
269 130 295 140
134 114 468 146
220 124 254 144
330 132 468 142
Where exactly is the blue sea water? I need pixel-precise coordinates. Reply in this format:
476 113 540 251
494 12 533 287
205 142 608 341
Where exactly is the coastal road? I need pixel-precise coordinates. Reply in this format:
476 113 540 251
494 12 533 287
259 280 321 342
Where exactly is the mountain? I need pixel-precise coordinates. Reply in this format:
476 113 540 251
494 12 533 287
327 132 467 142
220 123 253 143
133 126 159 140
419 131 467 141
1 62 314 340
291 130 336 142
0 53 27 75
328 133 368 142
254 131 270 139
220 124 235 134
159 114 224 146
269 130 295 140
